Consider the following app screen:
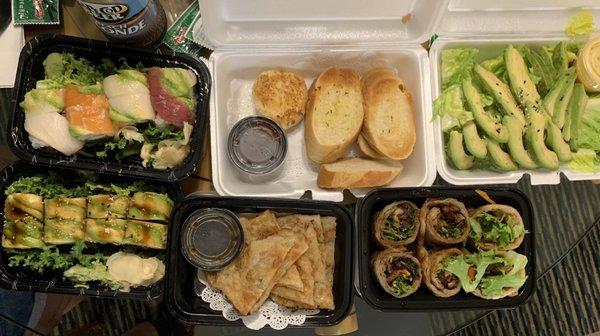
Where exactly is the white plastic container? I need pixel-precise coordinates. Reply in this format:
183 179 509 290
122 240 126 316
204 0 446 201
431 0 600 185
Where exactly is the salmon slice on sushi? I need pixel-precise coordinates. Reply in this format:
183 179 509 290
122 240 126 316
64 85 117 141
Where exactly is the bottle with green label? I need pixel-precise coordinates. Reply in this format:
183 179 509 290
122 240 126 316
77 0 167 47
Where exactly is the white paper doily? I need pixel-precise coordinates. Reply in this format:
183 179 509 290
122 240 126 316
197 272 319 330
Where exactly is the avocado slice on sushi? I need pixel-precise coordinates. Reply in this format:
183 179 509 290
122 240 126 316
127 192 174 223
4 193 44 221
2 218 45 249
43 218 85 245
44 197 87 221
87 195 129 219
123 220 167 249
84 218 127 244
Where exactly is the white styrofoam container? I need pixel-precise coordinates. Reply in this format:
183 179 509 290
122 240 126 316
204 0 447 201
431 0 600 185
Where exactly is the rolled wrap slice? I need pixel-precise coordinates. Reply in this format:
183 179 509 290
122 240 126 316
419 198 470 245
421 248 463 298
472 250 528 300
373 201 420 248
371 249 422 298
469 204 525 251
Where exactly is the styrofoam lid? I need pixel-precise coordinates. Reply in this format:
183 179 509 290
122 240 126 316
438 0 600 36
199 0 448 47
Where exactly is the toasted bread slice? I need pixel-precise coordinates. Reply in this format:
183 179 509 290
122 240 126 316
305 68 364 163
357 133 384 159
317 158 402 189
360 68 398 94
361 69 416 160
253 69 308 130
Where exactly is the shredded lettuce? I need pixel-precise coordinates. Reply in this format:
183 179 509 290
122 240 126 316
565 11 596 37
433 84 474 130
442 250 504 292
568 149 600 172
478 273 528 297
572 97 600 151
480 54 506 80
470 212 524 248
477 251 528 297
440 48 479 89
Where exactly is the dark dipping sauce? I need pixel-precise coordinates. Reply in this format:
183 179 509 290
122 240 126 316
193 219 233 257
180 208 244 271
227 116 287 175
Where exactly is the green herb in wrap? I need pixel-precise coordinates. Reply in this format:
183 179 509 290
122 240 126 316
469 204 526 251
12 0 60 25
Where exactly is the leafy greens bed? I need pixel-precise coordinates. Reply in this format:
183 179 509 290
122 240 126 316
434 37 600 173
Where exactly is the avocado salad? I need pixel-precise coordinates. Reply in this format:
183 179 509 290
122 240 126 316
21 52 197 170
1 172 172 291
435 37 600 173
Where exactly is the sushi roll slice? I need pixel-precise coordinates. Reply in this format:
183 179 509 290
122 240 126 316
123 220 167 249
64 85 117 141
21 88 85 156
44 197 87 222
87 195 129 219
103 70 155 123
4 193 44 221
43 218 85 245
2 218 45 249
147 67 196 128
127 192 174 223
84 218 127 244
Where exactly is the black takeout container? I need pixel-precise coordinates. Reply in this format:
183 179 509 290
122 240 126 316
9 34 211 182
0 161 184 300
165 195 354 326
356 187 535 311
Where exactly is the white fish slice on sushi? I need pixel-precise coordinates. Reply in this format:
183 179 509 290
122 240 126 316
20 87 84 155
24 111 84 156
103 70 155 123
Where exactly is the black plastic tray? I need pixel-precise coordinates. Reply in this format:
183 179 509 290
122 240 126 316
356 187 535 311
165 195 354 326
8 34 211 182
0 161 184 300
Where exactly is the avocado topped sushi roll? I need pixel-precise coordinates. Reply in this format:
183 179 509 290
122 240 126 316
123 220 167 249
87 195 129 219
84 218 127 244
2 218 45 249
44 197 87 221
43 218 85 245
128 192 173 223
4 193 44 221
